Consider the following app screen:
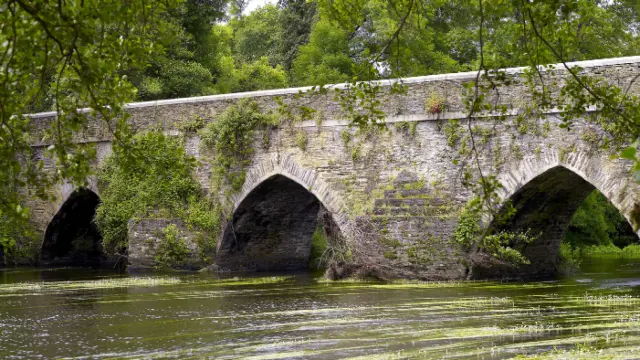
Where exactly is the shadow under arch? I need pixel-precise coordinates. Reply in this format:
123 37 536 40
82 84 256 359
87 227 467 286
474 165 638 279
216 174 339 272
41 188 103 267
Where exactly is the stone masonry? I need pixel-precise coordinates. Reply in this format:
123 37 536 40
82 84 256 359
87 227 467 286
23 56 640 279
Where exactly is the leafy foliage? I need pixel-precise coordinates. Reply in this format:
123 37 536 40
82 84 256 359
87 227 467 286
0 0 181 242
580 243 640 259
199 100 275 192
558 241 582 274
309 223 327 269
565 190 638 249
455 197 536 266
95 131 218 256
154 224 192 269
215 57 288 93
292 20 358 86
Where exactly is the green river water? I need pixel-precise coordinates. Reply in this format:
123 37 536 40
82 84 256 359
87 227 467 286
2 260 640 359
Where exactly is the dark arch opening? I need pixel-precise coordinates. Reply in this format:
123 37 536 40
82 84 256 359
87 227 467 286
473 166 638 279
217 174 324 271
41 188 104 267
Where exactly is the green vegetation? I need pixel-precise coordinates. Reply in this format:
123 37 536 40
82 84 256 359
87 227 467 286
95 131 219 257
154 225 192 269
395 121 417 137
425 94 445 114
559 190 640 268
558 242 582 274
309 223 327 269
291 20 359 85
443 120 462 147
580 244 640 260
0 198 38 264
455 198 537 266
199 100 276 192
296 130 309 151
565 191 638 249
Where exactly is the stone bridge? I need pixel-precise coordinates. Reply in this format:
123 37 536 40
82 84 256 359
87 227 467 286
21 56 640 279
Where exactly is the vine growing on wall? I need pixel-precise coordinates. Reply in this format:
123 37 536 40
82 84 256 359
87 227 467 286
199 99 277 192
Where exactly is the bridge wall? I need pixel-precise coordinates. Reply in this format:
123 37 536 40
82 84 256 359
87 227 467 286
22 57 640 279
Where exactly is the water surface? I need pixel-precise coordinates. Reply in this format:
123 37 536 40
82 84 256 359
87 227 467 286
2 260 640 359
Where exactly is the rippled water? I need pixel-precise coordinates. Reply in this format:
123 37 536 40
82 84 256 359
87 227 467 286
2 260 640 359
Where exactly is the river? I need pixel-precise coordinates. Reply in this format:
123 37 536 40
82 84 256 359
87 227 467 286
1 260 640 359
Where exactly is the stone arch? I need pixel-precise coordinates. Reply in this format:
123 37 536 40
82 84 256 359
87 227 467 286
41 186 103 266
47 178 101 217
216 154 347 271
232 155 346 219
475 149 640 278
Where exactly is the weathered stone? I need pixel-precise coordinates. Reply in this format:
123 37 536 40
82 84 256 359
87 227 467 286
217 175 321 271
24 56 640 279
127 219 207 270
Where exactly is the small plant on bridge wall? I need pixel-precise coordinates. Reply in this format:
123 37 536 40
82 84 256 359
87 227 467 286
177 114 206 134
199 99 276 192
443 120 461 147
395 121 417 137
425 94 446 114
154 225 191 269
296 130 309 152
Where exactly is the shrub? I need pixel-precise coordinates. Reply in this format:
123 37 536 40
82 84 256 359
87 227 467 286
425 94 446 114
155 225 191 269
455 198 537 266
95 131 218 257
581 243 640 260
558 242 582 274
478 231 537 265
309 223 327 269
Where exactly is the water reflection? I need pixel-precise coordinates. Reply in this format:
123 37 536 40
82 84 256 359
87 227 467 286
0 261 639 359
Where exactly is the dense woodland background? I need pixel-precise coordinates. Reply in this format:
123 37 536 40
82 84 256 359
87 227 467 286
20 0 640 110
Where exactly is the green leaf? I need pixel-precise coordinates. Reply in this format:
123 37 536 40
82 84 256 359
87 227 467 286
621 146 637 161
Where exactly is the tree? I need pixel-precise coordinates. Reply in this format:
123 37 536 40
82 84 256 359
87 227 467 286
216 57 289 93
133 0 227 100
291 20 359 85
0 0 181 256
232 5 285 66
278 0 318 71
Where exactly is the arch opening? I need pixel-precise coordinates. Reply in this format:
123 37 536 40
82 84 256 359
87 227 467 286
42 188 104 267
476 165 638 279
217 174 327 271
